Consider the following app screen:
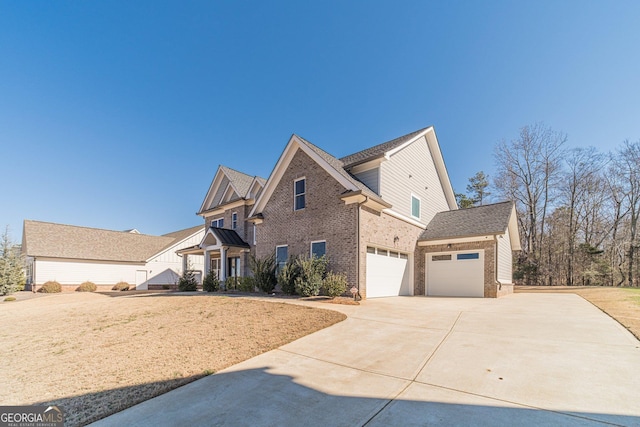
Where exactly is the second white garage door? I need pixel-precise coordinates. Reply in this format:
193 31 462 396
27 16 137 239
366 247 412 298
426 250 485 297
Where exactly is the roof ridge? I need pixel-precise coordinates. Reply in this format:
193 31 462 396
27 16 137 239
339 126 432 166
24 219 156 236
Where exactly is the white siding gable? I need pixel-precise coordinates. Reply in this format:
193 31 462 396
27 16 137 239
353 167 380 194
497 227 513 284
379 135 449 224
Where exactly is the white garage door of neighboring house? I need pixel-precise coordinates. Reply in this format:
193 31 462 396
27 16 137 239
366 247 412 298
426 250 484 297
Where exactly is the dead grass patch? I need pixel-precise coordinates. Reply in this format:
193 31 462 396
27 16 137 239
0 293 345 426
516 286 640 340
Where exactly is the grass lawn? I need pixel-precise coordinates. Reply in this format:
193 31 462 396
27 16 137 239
516 285 640 340
0 292 346 426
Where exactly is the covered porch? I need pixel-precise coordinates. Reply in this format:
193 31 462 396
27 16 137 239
178 227 251 286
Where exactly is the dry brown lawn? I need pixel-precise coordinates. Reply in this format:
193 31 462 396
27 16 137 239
0 292 345 426
516 286 640 340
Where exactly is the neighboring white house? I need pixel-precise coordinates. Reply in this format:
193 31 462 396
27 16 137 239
22 220 205 291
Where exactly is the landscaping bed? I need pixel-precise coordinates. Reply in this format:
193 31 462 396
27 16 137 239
516 286 640 340
0 292 345 426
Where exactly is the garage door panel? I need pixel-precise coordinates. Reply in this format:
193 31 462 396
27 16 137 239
427 250 484 297
366 252 411 298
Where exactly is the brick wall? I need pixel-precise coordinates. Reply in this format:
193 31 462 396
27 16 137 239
358 207 424 298
256 149 359 286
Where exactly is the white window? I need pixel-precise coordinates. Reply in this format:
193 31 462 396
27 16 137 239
232 212 238 230
310 240 326 258
411 194 421 219
294 178 306 211
276 245 288 273
211 218 224 228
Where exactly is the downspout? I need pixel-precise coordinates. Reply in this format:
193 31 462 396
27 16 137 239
356 199 362 300
494 236 501 291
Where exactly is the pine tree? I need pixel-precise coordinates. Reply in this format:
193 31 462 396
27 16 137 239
0 227 25 295
466 171 491 206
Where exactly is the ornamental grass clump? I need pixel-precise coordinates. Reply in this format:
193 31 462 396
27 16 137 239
38 281 62 293
76 281 97 292
112 282 130 291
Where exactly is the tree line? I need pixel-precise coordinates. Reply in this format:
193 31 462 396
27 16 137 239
456 123 640 287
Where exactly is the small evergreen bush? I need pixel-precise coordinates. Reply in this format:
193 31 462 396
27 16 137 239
278 258 301 295
294 256 328 297
177 270 198 291
39 281 62 293
112 281 130 291
250 254 277 293
4 296 16 301
322 272 348 297
76 281 97 292
237 276 256 292
225 276 238 291
202 271 220 292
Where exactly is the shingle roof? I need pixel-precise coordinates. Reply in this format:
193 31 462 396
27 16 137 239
340 127 431 168
210 227 250 248
220 166 259 199
295 135 387 204
23 220 204 262
419 202 515 241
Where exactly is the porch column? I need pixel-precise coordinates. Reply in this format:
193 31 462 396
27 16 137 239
182 253 189 274
203 250 210 275
220 246 227 282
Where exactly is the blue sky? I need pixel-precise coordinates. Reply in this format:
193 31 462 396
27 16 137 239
2 1 639 240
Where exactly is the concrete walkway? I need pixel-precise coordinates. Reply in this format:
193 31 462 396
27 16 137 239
91 294 640 426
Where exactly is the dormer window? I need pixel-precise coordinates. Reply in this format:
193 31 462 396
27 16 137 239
211 218 224 228
294 178 306 211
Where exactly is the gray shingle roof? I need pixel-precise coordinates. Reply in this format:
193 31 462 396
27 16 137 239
340 127 431 168
295 135 387 204
419 202 515 241
23 220 204 262
220 166 258 199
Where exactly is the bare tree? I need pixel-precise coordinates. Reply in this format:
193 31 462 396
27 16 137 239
612 140 640 287
561 147 604 285
494 123 566 284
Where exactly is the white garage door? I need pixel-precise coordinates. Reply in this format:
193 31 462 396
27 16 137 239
366 247 412 298
426 250 484 297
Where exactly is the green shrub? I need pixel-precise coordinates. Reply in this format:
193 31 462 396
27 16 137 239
224 276 239 291
112 281 130 291
177 270 198 291
38 281 62 293
294 256 328 297
278 256 302 295
250 254 277 293
4 296 16 301
237 276 256 292
202 271 220 292
322 272 348 297
76 281 97 292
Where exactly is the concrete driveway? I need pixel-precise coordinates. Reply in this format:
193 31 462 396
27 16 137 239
91 294 640 426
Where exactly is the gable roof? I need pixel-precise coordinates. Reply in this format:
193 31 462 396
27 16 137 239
250 134 390 218
419 202 521 249
23 220 204 263
340 127 431 167
198 165 266 214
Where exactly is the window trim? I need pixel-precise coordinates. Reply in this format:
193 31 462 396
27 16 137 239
294 177 306 211
211 217 224 228
275 245 288 273
310 240 327 258
231 212 238 230
411 193 421 219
